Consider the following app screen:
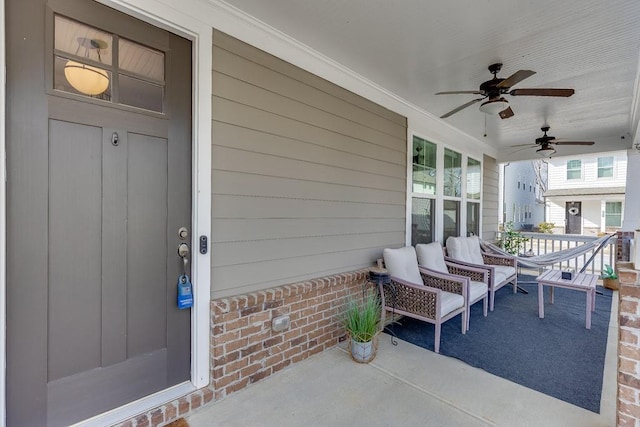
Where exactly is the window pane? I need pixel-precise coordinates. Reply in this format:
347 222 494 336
54 15 113 99
412 165 436 195
119 74 164 112
444 149 462 197
467 202 480 237
605 201 622 227
567 170 581 180
119 38 164 81
412 136 436 194
54 55 112 100
443 200 460 242
598 157 614 178
566 159 581 180
411 197 435 246
467 157 481 200
55 15 112 65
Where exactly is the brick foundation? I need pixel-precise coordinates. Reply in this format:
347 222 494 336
115 269 368 426
617 231 635 262
618 261 640 426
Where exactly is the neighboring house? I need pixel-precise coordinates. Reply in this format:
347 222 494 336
499 160 547 231
545 151 627 235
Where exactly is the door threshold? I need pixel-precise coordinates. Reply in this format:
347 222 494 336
70 381 196 427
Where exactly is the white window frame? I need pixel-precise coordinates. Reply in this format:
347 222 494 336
408 135 438 245
604 201 623 228
566 159 582 180
406 131 482 245
466 156 482 236
597 156 614 179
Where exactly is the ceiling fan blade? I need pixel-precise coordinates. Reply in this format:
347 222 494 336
435 90 483 95
440 98 484 118
496 70 536 88
509 88 575 97
552 140 595 146
499 106 514 119
509 142 538 148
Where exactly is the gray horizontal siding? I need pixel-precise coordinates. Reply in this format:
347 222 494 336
213 31 405 127
212 98 405 165
211 30 407 298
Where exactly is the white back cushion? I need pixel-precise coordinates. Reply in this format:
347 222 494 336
415 242 448 273
383 247 424 285
446 236 485 265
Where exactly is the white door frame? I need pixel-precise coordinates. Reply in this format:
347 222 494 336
0 0 212 425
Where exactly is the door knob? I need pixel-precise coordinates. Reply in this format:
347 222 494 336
178 243 190 275
178 243 190 258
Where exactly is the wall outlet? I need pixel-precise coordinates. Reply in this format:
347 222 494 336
272 315 290 332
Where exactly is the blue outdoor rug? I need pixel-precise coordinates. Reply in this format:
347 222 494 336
384 276 613 413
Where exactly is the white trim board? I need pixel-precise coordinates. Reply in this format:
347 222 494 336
0 0 7 425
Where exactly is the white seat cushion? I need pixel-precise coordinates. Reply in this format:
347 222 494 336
383 247 424 285
493 265 516 284
446 236 485 265
439 291 465 317
469 281 488 301
415 242 448 273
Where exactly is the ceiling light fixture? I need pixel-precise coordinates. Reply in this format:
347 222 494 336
536 145 556 157
64 37 109 96
478 97 509 115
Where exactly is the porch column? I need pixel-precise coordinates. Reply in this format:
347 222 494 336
622 148 640 231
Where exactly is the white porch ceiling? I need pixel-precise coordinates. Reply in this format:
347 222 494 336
219 0 640 162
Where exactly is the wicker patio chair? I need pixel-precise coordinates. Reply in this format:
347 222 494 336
416 242 488 331
382 246 467 353
445 236 517 312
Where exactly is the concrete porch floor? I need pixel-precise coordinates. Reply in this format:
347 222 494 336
188 292 618 427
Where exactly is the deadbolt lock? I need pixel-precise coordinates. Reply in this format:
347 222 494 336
178 227 189 240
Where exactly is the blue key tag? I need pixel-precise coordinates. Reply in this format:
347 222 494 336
177 274 193 309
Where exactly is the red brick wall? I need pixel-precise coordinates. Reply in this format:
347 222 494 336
618 262 640 426
211 270 367 400
116 269 368 426
617 231 633 262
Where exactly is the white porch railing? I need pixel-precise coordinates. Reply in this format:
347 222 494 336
496 232 617 275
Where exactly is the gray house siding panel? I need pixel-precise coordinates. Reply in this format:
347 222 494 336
212 144 404 192
483 155 499 242
212 48 406 140
212 31 406 127
211 30 407 298
212 98 405 165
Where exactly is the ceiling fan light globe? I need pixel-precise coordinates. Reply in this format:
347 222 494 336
479 98 509 115
536 146 556 157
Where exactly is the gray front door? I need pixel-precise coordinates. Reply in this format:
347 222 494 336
6 0 193 425
566 201 582 234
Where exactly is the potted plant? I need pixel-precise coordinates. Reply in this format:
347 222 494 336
601 264 619 290
344 291 382 363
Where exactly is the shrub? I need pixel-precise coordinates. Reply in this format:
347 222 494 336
538 222 555 234
499 221 530 255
